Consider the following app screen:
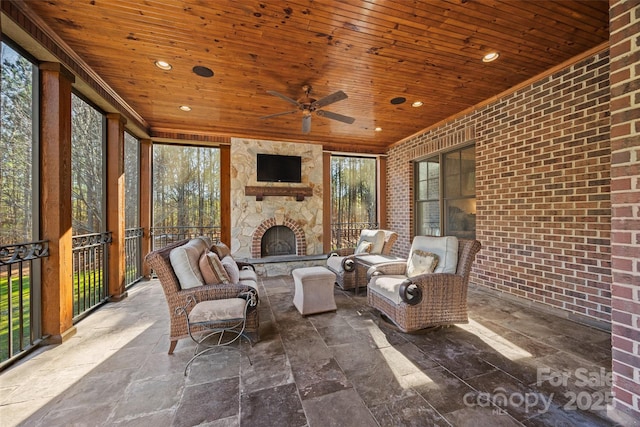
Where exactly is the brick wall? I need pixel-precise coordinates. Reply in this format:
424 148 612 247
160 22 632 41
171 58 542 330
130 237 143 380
609 0 640 421
387 49 612 324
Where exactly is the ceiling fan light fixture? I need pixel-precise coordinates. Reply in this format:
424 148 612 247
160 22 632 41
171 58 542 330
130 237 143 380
482 52 500 62
261 86 354 133
155 60 172 70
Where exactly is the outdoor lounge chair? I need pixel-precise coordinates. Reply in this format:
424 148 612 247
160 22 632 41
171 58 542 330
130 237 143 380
367 236 481 333
145 239 259 354
326 229 398 291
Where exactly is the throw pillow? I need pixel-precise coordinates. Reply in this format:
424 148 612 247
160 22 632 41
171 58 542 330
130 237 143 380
169 244 205 289
211 242 231 259
354 241 373 255
358 229 385 254
221 256 240 283
205 252 231 284
406 250 439 278
411 236 459 274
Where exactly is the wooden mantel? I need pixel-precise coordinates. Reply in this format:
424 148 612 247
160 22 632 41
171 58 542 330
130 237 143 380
245 186 313 201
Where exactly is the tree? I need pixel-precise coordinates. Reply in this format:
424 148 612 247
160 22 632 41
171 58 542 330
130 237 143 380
0 43 34 245
71 94 104 235
152 144 221 229
330 156 377 247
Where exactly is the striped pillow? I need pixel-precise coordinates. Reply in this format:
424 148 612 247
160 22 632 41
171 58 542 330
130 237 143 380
199 251 231 285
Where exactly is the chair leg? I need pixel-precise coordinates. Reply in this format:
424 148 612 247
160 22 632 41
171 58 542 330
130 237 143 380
168 340 177 355
183 328 253 375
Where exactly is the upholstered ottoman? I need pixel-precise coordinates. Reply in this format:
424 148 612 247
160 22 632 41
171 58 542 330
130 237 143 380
292 266 337 315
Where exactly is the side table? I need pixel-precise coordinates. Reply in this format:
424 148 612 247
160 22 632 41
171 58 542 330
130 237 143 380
354 254 404 296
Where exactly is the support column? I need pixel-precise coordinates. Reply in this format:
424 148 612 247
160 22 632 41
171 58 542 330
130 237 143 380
140 138 152 277
377 156 388 230
608 0 640 423
323 151 332 253
106 113 127 301
40 63 76 343
220 144 231 246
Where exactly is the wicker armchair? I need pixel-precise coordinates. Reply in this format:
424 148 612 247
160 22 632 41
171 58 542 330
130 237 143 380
367 237 481 333
327 229 398 290
145 239 259 354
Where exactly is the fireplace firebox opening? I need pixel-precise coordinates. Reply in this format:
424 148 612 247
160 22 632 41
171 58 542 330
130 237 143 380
261 226 296 257
251 217 307 258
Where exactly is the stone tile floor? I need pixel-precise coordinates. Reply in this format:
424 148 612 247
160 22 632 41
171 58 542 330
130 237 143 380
0 275 623 426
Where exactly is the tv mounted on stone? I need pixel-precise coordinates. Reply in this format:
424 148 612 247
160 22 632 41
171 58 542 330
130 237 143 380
257 153 302 183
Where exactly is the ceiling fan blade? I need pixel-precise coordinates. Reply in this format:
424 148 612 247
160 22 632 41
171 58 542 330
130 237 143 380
260 110 298 119
302 115 311 134
316 109 355 124
312 90 348 109
266 90 301 107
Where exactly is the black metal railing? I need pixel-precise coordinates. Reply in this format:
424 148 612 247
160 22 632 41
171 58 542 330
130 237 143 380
330 222 379 250
72 232 111 320
124 227 144 288
0 240 49 366
150 226 221 251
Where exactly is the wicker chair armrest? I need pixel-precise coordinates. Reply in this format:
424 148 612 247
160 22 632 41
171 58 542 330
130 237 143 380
407 273 461 286
177 283 256 311
401 273 465 305
328 248 356 257
341 254 357 272
368 261 407 277
236 261 256 271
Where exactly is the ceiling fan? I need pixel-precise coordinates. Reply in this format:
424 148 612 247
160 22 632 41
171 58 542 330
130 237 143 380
260 85 355 134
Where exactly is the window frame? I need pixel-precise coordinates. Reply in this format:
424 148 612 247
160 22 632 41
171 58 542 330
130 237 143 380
414 143 476 239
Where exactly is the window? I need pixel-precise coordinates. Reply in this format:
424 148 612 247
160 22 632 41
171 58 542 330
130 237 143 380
0 41 37 244
124 132 140 228
415 145 476 239
71 93 105 235
152 144 221 240
330 155 377 248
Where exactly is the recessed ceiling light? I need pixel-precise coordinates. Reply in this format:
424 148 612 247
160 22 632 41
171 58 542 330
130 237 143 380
179 105 192 112
375 127 382 132
390 97 406 105
482 52 499 62
412 101 424 107
155 60 172 70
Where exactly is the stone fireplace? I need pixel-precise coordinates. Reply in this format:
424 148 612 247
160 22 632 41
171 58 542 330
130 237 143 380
229 138 324 261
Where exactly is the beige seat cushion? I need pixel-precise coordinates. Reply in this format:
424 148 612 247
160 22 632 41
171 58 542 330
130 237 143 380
239 268 257 282
189 298 246 323
368 275 406 305
326 255 346 273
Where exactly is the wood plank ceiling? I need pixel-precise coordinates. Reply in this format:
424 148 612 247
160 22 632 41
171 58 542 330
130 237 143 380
21 0 609 153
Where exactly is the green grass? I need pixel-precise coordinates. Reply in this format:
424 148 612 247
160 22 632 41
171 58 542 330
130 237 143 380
1 269 108 362
0 275 32 362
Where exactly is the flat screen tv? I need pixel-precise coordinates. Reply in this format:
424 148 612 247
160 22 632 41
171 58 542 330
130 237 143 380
257 153 302 183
